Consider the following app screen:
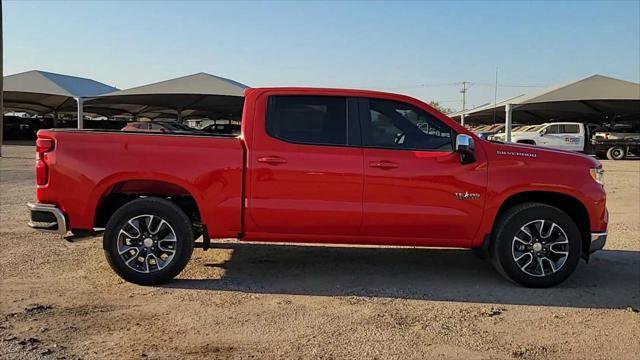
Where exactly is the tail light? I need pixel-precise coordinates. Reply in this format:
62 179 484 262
36 138 55 186
604 132 609 140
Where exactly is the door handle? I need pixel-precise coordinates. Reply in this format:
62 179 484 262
369 160 398 169
257 156 288 165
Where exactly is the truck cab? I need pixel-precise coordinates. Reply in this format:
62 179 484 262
494 122 594 152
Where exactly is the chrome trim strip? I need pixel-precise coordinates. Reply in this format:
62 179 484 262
27 203 68 235
591 231 607 242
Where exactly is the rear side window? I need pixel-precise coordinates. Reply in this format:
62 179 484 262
267 96 347 145
561 124 580 134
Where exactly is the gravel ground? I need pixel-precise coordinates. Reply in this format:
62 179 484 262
1 145 639 359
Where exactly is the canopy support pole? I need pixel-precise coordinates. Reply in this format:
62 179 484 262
53 111 58 128
177 110 183 123
505 104 513 142
0 4 3 158
460 113 465 127
76 97 84 129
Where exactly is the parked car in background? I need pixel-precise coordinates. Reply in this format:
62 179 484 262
201 119 241 135
475 124 526 140
487 125 543 141
491 122 594 152
592 121 640 160
122 121 204 134
592 122 640 141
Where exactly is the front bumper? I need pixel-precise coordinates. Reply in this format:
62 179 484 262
27 203 67 235
589 231 607 253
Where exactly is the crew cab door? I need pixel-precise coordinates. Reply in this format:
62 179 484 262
540 123 583 151
246 94 364 239
359 98 487 245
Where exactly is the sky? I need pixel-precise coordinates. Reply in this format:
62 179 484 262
4 0 640 111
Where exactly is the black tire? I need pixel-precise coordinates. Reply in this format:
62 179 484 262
490 203 582 288
103 197 194 285
606 146 626 160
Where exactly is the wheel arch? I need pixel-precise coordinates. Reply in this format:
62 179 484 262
491 191 591 256
92 178 203 229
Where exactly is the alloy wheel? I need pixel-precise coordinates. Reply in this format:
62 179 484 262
511 219 569 277
117 214 177 273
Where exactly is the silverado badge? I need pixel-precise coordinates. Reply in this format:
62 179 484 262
455 192 481 200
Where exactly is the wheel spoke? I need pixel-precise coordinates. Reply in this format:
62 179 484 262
541 256 558 273
158 239 176 253
514 252 532 263
537 257 545 276
125 249 140 265
149 219 167 234
118 244 139 256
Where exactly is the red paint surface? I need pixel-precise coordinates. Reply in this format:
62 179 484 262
36 87 607 248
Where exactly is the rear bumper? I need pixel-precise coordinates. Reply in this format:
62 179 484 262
27 203 67 235
589 231 607 253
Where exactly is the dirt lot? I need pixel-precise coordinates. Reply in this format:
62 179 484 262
1 145 638 359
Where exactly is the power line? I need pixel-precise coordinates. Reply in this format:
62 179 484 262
378 82 547 90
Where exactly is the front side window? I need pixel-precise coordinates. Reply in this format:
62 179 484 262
267 96 347 145
362 98 453 151
546 125 561 134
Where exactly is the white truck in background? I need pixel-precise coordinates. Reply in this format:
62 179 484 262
491 122 595 152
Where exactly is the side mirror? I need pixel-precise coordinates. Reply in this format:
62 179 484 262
455 134 476 164
539 128 547 136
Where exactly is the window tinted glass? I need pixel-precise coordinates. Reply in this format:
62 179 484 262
267 96 347 145
546 125 560 134
362 98 453 151
561 124 580 134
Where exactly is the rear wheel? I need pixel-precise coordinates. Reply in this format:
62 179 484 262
103 197 194 285
490 203 581 288
606 146 626 160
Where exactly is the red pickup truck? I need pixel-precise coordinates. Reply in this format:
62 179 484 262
28 88 608 288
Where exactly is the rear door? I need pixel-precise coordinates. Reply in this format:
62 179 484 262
359 97 487 245
246 95 364 239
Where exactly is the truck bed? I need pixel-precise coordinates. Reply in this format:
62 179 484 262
36 129 245 238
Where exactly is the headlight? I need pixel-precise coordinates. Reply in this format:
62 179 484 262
590 167 605 185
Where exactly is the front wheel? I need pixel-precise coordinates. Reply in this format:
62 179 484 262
490 203 582 288
103 197 194 285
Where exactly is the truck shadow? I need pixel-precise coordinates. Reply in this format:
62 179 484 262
167 243 640 309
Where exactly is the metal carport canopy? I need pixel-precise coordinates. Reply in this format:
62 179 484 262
84 72 248 121
2 70 119 127
451 74 640 141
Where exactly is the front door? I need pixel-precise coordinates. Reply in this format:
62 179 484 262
247 95 364 239
359 98 487 246
540 123 583 151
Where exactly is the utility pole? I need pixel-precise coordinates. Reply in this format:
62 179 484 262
459 81 469 112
